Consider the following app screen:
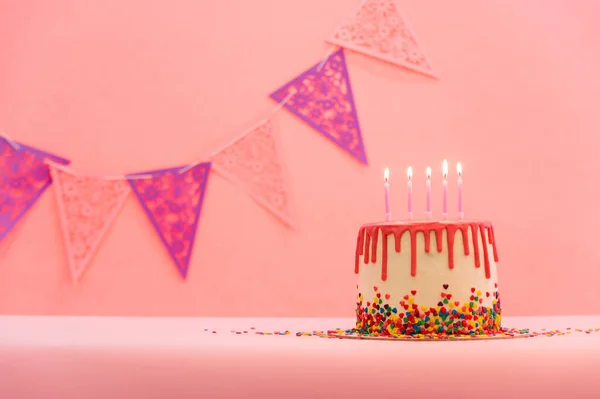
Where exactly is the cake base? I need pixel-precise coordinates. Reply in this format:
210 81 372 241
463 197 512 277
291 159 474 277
326 328 535 341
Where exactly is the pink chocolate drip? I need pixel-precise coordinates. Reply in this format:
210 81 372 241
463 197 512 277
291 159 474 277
479 226 491 278
355 221 498 281
471 223 480 268
355 229 364 274
488 225 499 262
445 224 471 270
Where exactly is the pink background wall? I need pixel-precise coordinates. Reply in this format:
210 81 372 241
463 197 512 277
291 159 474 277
0 0 599 317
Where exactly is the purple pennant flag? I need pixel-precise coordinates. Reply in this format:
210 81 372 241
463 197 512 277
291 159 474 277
0 138 70 243
270 48 368 165
127 163 211 279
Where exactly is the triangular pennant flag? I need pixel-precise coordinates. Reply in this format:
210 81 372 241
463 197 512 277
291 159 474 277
211 119 295 229
0 138 70 243
326 0 436 78
127 163 211 279
48 165 131 281
270 48 368 165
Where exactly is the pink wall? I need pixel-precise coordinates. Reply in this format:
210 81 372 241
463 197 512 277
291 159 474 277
0 0 599 317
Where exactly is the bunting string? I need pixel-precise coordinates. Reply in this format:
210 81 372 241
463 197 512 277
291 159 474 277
178 49 335 176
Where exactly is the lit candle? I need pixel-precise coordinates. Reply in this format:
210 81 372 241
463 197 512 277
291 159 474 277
457 162 463 219
407 166 413 220
425 167 432 219
384 168 391 222
442 159 448 219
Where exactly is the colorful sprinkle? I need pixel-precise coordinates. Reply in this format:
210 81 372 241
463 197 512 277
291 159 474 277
356 286 501 336
199 326 600 341
195 282 598 341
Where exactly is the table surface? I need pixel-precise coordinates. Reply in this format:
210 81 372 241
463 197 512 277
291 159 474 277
0 315 599 399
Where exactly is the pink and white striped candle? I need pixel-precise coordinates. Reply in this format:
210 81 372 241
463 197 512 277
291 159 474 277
407 166 413 220
457 162 463 219
425 167 432 219
384 168 391 222
442 159 448 219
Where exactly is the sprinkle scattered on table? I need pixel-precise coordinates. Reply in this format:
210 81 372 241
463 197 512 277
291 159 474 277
201 326 600 340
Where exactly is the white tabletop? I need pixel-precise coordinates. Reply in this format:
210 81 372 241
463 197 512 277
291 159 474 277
0 315 599 398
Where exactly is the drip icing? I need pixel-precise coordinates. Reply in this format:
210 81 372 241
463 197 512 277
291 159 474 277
479 226 491 278
355 229 364 274
489 225 499 262
471 223 480 268
355 221 498 281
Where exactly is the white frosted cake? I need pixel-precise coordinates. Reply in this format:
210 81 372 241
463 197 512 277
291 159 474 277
354 220 501 337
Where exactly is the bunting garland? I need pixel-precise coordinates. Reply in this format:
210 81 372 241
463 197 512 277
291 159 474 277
0 2 435 282
327 0 436 78
48 164 131 281
326 0 436 78
270 48 368 165
0 138 70 242
128 163 211 279
210 119 295 229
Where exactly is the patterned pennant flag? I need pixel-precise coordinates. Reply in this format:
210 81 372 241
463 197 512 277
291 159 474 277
127 163 211 279
211 119 295 229
326 0 436 78
48 165 131 281
0 138 70 243
270 48 368 165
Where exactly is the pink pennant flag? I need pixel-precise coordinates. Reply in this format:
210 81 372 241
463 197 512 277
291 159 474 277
0 138 70 243
49 164 131 281
270 48 368 165
211 119 295 229
326 0 436 78
127 163 211 279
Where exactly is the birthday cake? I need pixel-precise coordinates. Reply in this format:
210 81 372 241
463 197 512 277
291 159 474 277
354 220 501 337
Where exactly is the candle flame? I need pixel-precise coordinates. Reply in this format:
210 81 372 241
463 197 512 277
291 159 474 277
457 162 462 177
442 159 448 179
384 167 389 183
426 167 431 179
407 166 412 180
